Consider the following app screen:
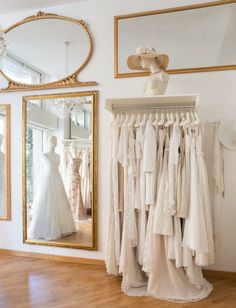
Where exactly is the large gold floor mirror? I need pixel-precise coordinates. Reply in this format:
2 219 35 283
22 91 98 250
0 105 11 220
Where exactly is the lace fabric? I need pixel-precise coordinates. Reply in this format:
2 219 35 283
106 117 214 303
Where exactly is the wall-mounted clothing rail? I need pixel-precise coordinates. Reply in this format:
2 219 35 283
62 139 92 144
105 94 199 113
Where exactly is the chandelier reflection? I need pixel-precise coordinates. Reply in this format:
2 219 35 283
51 96 91 122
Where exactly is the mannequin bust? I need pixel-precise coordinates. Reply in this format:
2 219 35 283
140 57 169 95
127 47 169 95
48 136 57 152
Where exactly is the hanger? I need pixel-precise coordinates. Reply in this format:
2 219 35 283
140 113 147 127
153 112 159 126
190 111 195 125
184 112 191 126
170 112 175 125
158 112 165 126
174 111 179 124
194 111 200 125
180 112 185 126
114 113 120 125
128 113 135 127
120 113 124 124
165 110 171 127
122 114 129 126
135 113 141 127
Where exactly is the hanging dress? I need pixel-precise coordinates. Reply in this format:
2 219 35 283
81 149 91 210
69 158 87 221
147 233 213 302
136 122 147 265
143 119 157 206
148 126 213 302
106 117 120 275
177 127 188 218
153 132 173 236
142 127 165 274
118 121 147 296
195 127 214 266
182 127 209 256
167 123 183 267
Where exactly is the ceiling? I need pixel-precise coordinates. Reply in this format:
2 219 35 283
0 0 83 14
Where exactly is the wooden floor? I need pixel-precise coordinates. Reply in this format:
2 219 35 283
0 255 235 308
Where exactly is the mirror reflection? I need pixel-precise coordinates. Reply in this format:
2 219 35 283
116 1 236 76
0 105 10 220
2 17 90 85
23 92 97 249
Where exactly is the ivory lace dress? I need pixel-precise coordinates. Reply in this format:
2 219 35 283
69 158 87 221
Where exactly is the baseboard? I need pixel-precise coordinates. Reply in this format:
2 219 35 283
0 249 235 279
0 249 105 266
203 269 236 279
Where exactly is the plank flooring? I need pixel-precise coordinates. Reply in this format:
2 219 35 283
0 255 235 308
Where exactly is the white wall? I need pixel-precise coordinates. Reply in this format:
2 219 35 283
0 0 236 271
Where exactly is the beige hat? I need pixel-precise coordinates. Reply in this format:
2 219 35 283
127 47 169 71
219 119 236 151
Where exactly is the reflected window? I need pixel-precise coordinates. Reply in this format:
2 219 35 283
2 56 41 84
26 127 44 205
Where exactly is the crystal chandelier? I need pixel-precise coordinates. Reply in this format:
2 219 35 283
51 96 90 120
0 25 6 60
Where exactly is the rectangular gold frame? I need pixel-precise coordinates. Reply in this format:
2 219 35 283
22 91 98 250
114 0 236 78
0 105 11 220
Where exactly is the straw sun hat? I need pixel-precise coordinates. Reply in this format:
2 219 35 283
127 47 169 71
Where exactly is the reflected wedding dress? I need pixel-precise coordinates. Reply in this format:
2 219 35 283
29 152 77 240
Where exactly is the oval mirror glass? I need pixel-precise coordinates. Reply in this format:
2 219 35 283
1 16 91 86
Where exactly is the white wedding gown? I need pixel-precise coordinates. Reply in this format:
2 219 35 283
29 152 77 240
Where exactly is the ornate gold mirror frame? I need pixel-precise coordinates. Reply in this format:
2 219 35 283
1 11 98 92
0 105 11 220
22 91 98 250
114 0 236 78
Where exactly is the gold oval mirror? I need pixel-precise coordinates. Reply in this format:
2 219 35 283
0 12 97 92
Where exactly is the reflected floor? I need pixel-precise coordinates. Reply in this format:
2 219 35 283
27 220 93 247
49 221 93 246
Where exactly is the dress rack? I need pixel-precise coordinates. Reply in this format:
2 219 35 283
62 139 92 143
62 139 92 149
105 94 199 113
